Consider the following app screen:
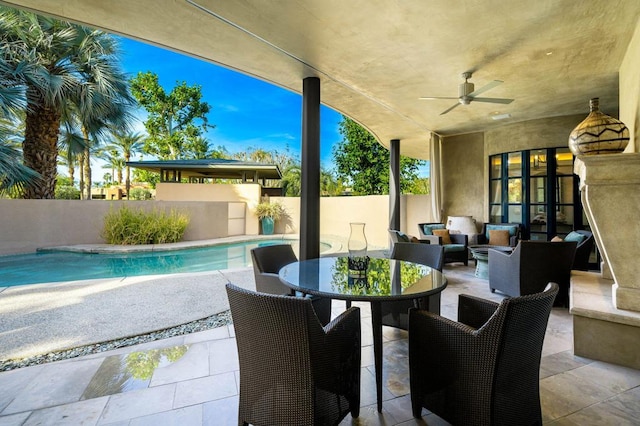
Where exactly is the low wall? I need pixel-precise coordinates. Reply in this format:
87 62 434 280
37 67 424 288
0 194 435 255
0 200 240 255
274 194 433 249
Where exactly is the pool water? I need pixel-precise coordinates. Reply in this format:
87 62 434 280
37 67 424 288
0 239 328 287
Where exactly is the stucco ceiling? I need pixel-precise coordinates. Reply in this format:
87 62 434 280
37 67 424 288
2 0 639 161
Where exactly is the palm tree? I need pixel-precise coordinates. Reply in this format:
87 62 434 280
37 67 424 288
105 131 144 194
0 7 134 198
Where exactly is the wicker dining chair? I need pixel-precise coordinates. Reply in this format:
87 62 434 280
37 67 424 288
409 283 558 426
380 242 445 330
250 244 331 324
226 283 361 426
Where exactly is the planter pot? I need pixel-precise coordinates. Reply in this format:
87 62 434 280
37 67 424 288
261 217 275 235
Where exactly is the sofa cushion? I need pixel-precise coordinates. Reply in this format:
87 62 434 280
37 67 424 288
421 223 446 235
432 229 452 245
485 224 518 240
488 229 510 246
564 231 586 244
551 235 564 242
444 244 466 253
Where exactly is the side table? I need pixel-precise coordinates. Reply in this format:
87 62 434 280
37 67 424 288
468 245 513 279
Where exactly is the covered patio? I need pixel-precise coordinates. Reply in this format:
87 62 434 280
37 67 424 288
1 1 640 424
2 264 640 424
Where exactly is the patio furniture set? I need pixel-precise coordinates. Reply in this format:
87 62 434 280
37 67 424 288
226 237 564 425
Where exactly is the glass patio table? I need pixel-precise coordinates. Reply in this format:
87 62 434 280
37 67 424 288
279 255 447 412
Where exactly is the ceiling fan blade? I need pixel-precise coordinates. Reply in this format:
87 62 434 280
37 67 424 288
419 96 459 100
473 97 514 104
468 80 503 97
440 103 461 115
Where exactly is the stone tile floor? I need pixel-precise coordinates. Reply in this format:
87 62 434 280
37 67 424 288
1 264 640 425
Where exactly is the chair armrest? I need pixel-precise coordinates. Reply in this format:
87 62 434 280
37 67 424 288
457 294 499 329
477 233 489 244
450 233 468 245
256 273 294 295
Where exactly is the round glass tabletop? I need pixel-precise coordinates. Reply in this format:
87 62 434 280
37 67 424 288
279 256 447 301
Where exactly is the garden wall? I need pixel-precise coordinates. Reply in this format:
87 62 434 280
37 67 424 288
0 194 434 255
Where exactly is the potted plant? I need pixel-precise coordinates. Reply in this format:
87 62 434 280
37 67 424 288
254 201 285 235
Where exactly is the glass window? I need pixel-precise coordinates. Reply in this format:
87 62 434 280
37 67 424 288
556 176 574 204
490 155 501 179
508 205 522 223
530 177 546 203
490 181 501 203
529 233 547 241
490 205 502 223
530 206 547 233
556 148 574 175
489 147 583 243
530 149 547 176
507 152 522 177
508 178 521 203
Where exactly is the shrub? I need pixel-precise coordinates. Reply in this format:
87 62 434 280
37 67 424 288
254 201 285 220
102 206 190 245
129 188 153 200
55 185 81 199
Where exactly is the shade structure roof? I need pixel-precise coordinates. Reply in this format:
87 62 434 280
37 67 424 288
126 159 282 181
2 0 639 162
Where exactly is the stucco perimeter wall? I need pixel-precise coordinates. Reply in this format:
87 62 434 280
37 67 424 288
273 194 432 249
0 200 234 255
442 132 484 230
156 182 260 235
620 15 640 153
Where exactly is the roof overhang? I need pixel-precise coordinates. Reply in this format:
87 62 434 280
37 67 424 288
126 160 282 181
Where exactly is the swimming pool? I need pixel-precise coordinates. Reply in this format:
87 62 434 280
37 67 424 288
0 239 331 287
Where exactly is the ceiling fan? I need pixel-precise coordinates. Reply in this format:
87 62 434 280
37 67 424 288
420 72 514 115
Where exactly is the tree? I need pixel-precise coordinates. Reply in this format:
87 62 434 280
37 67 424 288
130 71 213 160
0 7 134 198
332 116 425 195
0 115 38 195
105 131 144 194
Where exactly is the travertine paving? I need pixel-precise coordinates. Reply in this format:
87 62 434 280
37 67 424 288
1 264 639 425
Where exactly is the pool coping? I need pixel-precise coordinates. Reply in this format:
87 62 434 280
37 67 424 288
38 233 347 255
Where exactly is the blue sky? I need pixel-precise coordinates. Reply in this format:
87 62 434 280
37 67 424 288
116 36 343 169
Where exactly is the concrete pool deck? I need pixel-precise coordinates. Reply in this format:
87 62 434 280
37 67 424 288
0 268 256 361
0 235 355 362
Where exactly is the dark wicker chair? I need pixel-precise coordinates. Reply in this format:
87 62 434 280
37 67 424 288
226 283 361 426
569 230 594 271
488 240 576 307
409 283 559 425
477 222 522 247
380 242 445 330
416 223 469 266
251 244 331 324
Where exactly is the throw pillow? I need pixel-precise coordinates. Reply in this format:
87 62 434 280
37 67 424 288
410 236 420 243
396 231 410 242
432 229 452 245
564 231 586 244
488 229 510 246
551 235 564 242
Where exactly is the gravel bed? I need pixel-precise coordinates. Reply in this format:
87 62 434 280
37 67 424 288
0 310 232 372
